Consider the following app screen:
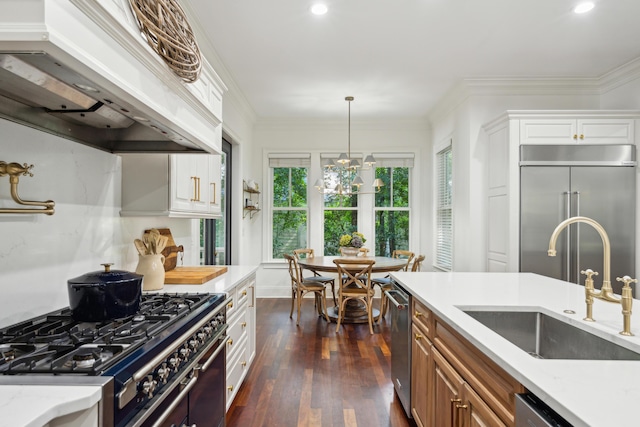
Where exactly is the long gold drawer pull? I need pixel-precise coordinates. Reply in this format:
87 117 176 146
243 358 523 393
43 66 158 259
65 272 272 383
450 398 462 425
210 182 216 204
190 176 198 201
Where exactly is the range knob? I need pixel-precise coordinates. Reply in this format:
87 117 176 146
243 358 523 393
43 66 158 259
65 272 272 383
168 353 180 371
203 325 213 335
156 363 169 384
141 375 157 398
197 331 207 341
189 339 199 351
179 344 191 359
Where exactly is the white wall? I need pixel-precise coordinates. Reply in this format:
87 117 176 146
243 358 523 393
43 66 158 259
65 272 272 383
0 119 199 327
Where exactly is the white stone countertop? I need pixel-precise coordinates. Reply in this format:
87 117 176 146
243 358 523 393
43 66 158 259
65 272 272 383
390 271 640 427
0 265 258 427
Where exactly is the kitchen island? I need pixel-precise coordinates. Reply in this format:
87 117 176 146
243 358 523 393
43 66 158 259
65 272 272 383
391 271 640 427
0 265 258 427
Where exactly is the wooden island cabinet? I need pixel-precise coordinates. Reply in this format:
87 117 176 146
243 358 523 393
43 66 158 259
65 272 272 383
411 298 524 427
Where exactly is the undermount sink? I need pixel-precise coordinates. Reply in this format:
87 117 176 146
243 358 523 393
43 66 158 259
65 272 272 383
461 309 640 361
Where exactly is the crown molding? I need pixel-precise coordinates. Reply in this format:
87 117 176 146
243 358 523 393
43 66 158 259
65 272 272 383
597 56 640 94
254 118 430 132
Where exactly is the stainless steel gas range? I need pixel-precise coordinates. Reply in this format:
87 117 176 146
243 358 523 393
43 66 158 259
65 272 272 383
0 293 228 427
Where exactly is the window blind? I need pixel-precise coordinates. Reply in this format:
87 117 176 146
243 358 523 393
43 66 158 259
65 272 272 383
436 145 453 271
268 153 311 168
371 153 415 168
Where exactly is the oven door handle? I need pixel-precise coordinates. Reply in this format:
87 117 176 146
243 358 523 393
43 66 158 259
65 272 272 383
201 335 229 372
150 374 199 427
384 289 408 309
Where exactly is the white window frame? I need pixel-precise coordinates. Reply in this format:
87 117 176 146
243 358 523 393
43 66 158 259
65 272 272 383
434 141 453 271
372 156 414 256
266 153 310 261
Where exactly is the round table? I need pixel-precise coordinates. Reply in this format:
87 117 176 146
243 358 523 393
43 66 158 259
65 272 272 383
297 256 408 323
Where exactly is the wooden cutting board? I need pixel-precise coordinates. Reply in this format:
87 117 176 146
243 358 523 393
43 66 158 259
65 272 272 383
164 266 228 284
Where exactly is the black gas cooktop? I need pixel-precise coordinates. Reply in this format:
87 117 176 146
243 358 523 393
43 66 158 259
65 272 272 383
0 293 216 375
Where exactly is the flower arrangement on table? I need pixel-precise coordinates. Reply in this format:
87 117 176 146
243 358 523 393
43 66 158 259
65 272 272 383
339 232 367 255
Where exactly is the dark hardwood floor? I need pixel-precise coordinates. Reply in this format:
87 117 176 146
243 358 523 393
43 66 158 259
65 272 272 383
226 298 414 427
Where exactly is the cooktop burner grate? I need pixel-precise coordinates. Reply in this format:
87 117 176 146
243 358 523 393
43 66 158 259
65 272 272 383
0 293 213 375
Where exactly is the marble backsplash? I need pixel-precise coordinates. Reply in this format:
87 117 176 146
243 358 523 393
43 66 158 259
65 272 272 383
0 119 198 327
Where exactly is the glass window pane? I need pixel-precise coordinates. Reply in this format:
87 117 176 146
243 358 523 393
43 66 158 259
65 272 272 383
375 211 410 256
324 168 357 207
324 210 358 255
273 168 290 207
393 167 409 207
375 167 391 207
272 211 307 258
290 167 308 207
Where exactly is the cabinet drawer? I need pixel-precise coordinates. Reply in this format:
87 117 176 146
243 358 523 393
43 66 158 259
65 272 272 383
434 316 524 426
226 309 247 360
226 342 248 410
412 299 432 339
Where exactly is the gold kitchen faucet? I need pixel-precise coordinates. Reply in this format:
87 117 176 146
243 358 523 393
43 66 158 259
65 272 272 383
548 216 637 336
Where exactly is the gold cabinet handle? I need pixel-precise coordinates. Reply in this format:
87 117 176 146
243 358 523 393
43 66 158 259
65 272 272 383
241 322 247 328
241 361 247 367
414 333 423 340
573 134 578 139
415 311 423 317
190 176 201 201
580 134 584 140
242 289 247 296
210 182 216 204
228 339 233 346
227 385 234 392
450 398 462 425
227 301 233 309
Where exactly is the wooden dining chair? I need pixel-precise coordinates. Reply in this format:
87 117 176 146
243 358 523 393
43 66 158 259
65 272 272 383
411 254 426 272
333 258 377 334
293 248 337 306
284 254 330 326
372 250 415 317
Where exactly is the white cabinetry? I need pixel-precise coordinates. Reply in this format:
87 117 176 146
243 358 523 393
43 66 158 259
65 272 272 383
482 110 640 272
225 273 256 410
120 153 222 218
519 116 635 145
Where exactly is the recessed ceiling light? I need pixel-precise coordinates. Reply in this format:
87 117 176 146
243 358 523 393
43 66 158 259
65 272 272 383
311 4 328 15
574 2 595 14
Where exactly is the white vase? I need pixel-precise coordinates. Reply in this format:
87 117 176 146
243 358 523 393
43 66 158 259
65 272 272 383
136 254 166 291
340 247 360 257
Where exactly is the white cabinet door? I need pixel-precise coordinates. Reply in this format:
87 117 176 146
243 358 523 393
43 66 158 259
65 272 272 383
519 119 577 145
577 118 634 144
208 154 222 216
171 155 196 212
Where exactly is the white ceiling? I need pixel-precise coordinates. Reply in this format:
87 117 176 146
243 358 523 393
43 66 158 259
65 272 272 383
184 0 640 120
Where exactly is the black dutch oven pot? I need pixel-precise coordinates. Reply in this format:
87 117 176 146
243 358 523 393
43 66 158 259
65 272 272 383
68 263 143 322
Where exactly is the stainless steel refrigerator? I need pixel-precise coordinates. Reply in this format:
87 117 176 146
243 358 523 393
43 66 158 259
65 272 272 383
519 145 636 295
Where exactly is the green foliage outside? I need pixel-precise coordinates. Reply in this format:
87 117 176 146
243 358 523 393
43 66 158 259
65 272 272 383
272 167 308 258
375 167 410 256
324 210 357 255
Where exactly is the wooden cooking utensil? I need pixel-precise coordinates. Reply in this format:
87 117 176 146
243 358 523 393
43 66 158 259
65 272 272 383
134 238 148 255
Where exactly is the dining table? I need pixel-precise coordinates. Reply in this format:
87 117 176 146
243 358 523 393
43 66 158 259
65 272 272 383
296 256 409 323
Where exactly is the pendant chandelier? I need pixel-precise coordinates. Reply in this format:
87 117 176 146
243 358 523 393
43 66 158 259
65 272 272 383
314 96 384 196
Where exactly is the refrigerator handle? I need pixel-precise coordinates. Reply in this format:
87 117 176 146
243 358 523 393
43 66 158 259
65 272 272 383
564 191 571 282
574 191 581 283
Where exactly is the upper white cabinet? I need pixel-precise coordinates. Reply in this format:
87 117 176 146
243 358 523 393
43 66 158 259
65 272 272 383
520 117 635 145
121 153 222 218
482 110 640 273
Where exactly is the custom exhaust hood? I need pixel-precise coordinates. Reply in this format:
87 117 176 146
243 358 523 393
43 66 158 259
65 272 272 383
0 0 226 154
